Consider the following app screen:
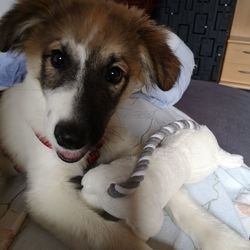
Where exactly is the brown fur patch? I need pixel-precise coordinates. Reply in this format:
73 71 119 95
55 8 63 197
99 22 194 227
0 0 180 92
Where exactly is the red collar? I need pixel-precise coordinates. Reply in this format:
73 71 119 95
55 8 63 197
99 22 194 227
35 133 101 166
86 142 103 165
35 133 53 149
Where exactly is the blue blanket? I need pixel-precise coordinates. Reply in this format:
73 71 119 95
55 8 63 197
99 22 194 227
0 52 26 90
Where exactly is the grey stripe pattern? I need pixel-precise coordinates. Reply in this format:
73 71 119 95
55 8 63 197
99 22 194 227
107 120 200 198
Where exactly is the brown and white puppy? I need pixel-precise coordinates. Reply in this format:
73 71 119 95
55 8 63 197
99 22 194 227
0 0 179 249
1 2 250 250
0 0 180 163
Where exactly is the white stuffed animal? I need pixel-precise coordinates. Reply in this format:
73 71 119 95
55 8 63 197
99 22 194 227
81 120 243 240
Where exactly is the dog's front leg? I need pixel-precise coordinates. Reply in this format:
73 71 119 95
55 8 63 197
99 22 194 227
26 162 151 250
168 188 250 250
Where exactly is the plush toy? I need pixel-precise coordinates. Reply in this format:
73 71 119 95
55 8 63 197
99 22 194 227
81 120 243 240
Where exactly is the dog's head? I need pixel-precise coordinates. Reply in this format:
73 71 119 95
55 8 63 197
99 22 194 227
0 0 180 163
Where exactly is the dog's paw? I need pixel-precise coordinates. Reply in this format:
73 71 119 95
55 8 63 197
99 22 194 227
69 176 83 190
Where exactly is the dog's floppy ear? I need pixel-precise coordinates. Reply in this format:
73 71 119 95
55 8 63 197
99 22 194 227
138 19 181 91
0 0 56 52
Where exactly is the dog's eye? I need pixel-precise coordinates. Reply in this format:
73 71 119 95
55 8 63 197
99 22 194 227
51 50 65 69
105 67 123 84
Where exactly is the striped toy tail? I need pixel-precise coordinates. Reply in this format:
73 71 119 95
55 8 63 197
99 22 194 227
108 120 200 198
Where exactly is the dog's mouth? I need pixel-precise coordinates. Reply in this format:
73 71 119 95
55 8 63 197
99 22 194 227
35 132 91 163
56 148 87 163
35 132 101 163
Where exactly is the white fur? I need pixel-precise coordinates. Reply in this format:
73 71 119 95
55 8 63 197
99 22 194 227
45 88 76 143
67 39 87 78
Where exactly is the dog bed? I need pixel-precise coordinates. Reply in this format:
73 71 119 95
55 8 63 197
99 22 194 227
1 80 250 250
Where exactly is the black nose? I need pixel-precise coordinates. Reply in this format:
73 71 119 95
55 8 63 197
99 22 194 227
54 122 86 150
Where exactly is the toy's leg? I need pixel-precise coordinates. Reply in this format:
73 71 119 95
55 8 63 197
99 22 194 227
218 149 244 168
168 188 250 250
